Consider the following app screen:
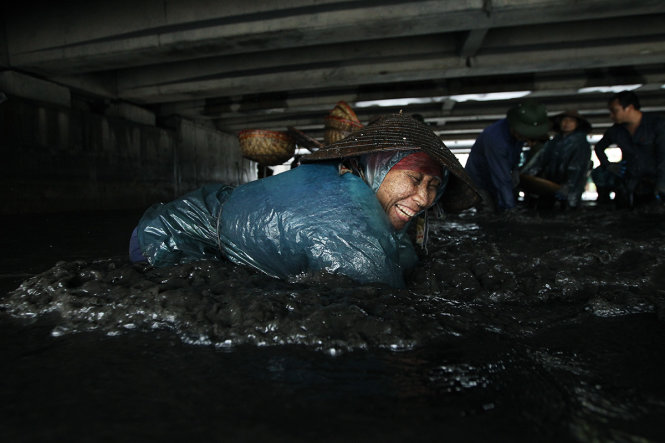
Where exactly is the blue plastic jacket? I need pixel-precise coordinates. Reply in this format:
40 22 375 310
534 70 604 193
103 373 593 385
134 162 419 287
522 130 591 207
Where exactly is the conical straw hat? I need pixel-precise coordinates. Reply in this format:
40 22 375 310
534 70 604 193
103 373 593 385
302 113 480 211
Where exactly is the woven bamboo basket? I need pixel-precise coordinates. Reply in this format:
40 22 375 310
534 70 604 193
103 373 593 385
238 129 296 165
324 115 363 144
329 101 360 122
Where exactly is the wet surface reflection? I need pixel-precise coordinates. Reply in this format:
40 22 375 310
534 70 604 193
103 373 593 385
1 206 664 441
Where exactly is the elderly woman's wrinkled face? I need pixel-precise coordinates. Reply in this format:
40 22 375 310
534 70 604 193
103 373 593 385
376 169 441 230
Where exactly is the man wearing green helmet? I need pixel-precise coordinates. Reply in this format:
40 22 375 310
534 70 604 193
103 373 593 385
465 100 550 212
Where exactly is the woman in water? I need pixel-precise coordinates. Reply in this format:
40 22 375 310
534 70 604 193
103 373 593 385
129 113 479 287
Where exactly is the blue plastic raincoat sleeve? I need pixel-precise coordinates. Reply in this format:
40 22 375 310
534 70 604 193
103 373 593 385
218 163 414 287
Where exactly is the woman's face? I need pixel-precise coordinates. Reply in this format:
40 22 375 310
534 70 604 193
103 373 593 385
559 116 578 134
376 169 441 230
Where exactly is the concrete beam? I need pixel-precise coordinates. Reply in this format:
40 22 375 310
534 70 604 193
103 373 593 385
458 28 488 58
6 0 665 74
106 102 156 127
207 83 665 133
111 12 663 98
1 0 485 73
0 70 71 107
117 39 665 104
115 34 456 93
483 13 664 49
51 73 118 99
163 67 665 123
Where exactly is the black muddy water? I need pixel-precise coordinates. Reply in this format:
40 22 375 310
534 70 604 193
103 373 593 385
1 206 664 442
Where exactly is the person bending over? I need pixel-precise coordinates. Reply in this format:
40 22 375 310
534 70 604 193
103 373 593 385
520 109 592 209
129 113 479 288
465 100 550 212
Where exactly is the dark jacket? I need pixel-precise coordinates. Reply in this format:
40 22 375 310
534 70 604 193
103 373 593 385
594 112 665 193
465 119 524 210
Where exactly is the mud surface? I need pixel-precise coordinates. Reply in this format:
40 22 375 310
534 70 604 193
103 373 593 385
1 206 664 441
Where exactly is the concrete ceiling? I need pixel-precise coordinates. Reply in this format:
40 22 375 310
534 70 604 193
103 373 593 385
2 0 665 148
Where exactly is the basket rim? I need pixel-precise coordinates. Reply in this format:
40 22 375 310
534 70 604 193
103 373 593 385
238 129 292 141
